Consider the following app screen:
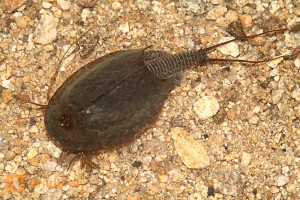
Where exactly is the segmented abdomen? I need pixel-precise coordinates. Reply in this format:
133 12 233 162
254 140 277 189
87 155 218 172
145 50 207 79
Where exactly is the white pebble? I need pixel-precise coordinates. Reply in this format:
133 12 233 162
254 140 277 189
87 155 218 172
292 88 300 101
81 8 90 21
241 152 252 166
274 175 289 186
272 89 285 104
217 37 239 57
119 22 129 33
42 2 52 9
1 79 10 88
57 0 71 10
112 2 122 10
33 14 58 44
193 96 220 119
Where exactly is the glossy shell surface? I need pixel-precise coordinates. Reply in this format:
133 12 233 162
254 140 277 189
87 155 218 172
45 48 175 151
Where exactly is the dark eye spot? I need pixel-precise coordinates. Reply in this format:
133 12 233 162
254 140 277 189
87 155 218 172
59 114 73 129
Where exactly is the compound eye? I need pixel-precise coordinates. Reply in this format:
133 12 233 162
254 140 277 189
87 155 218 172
59 114 73 129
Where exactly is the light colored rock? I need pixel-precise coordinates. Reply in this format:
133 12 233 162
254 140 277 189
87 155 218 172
81 8 91 21
2 0 24 13
42 161 57 171
42 189 63 200
217 37 239 57
27 149 38 160
119 22 129 33
207 5 227 20
213 168 242 196
57 0 71 10
171 127 210 169
272 89 285 104
45 142 62 158
295 58 300 68
5 161 18 173
241 152 252 166
4 151 15 161
1 80 10 88
249 115 259 125
157 174 168 183
193 96 220 119
42 2 52 9
270 186 280 193
240 15 252 27
34 14 58 44
135 0 150 11
274 175 289 186
267 57 283 68
112 2 122 10
292 88 300 101
225 10 238 21
270 1 281 14
29 125 39 133
180 36 194 50
168 169 186 182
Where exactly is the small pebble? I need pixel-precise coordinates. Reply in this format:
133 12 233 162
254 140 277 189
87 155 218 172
272 89 285 104
294 58 300 68
193 96 220 119
42 2 52 9
1 80 10 88
269 1 281 14
180 36 195 49
249 115 259 124
4 151 16 161
168 169 186 182
2 90 13 103
46 142 62 158
81 8 91 21
42 189 63 200
27 149 38 159
119 22 130 33
171 127 210 169
135 0 150 10
157 174 168 183
295 6 300 16
33 14 58 44
57 0 71 10
206 5 227 20
112 2 122 10
241 152 252 166
267 57 283 68
5 161 19 173
29 125 39 133
225 10 238 21
15 16 28 29
291 88 300 101
227 108 237 121
1 0 24 13
270 186 280 193
217 37 239 57
240 15 252 27
89 174 101 185
274 175 289 186
42 161 57 171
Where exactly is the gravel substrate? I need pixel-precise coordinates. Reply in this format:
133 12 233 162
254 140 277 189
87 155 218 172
0 0 299 199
